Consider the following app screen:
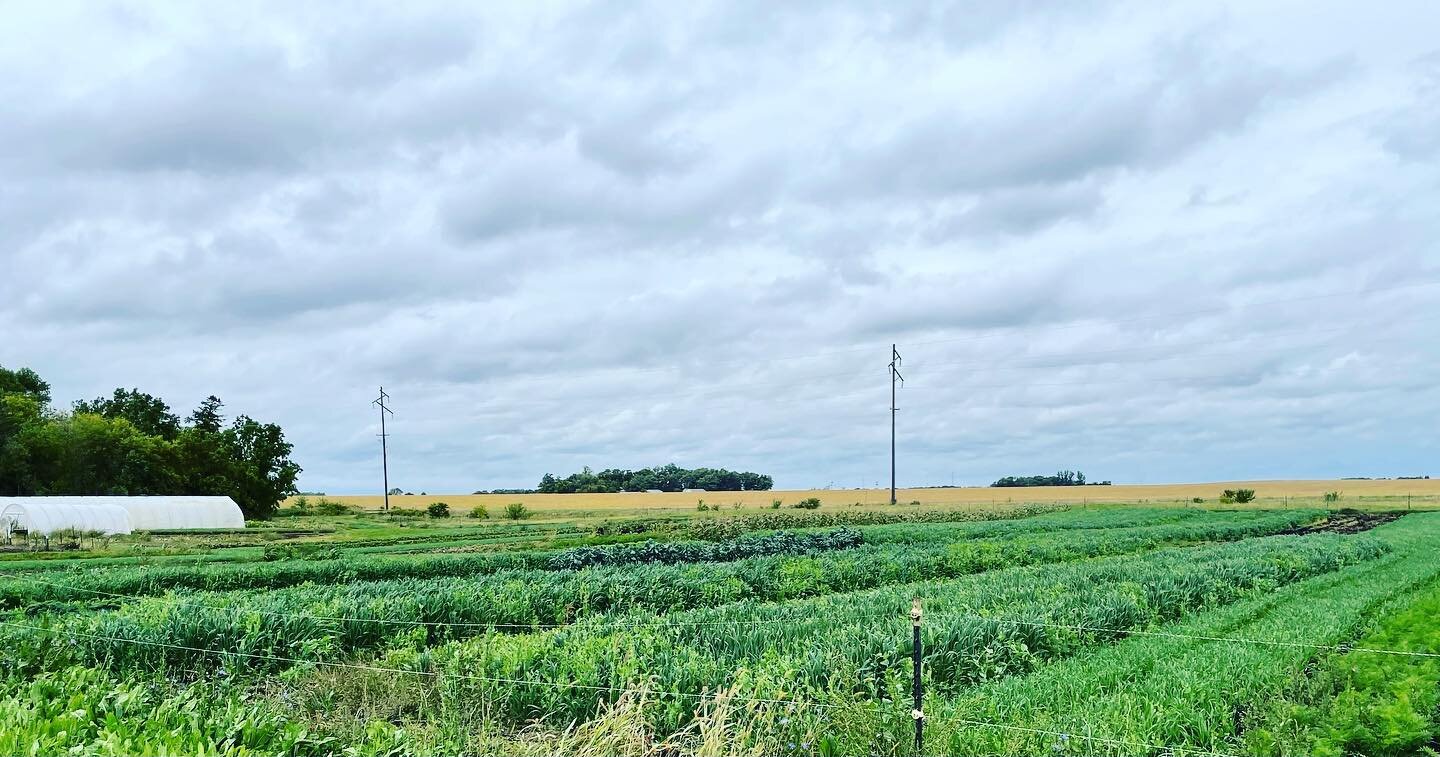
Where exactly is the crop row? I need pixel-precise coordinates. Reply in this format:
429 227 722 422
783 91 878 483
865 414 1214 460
9 510 1331 677
307 530 1386 740
923 512 1440 757
0 528 862 608
600 502 1069 540
851 507 1309 544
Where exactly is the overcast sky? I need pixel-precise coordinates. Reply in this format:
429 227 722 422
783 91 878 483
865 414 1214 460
3 1 1438 493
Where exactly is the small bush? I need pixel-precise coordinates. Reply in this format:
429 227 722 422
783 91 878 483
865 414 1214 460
1192 497 1205 504
771 500 783 509
1324 491 1342 503
313 498 352 516
467 505 489 519
791 497 822 510
696 500 709 512
1221 489 1257 504
427 502 450 518
504 502 531 520
909 500 921 506
388 507 426 517
291 496 310 513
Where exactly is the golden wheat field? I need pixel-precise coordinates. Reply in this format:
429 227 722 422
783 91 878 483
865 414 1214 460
299 478 1440 515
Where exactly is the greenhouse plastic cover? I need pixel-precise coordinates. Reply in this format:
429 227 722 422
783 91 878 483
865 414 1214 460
0 496 245 533
1 501 133 536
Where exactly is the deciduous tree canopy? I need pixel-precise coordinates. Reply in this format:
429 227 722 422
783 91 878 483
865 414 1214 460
538 464 772 493
0 365 300 519
992 470 1110 487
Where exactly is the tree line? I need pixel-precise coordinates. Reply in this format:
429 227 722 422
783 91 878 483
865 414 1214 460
538 464 773 493
0 365 301 520
991 470 1111 487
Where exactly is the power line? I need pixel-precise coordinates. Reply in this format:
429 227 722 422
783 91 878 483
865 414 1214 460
373 386 394 513
890 344 903 505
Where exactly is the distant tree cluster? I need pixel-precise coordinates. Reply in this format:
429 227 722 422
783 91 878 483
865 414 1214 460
0 365 301 520
538 464 773 493
991 470 1111 487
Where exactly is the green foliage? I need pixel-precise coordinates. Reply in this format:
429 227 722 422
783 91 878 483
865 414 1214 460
311 498 351 516
1192 496 1205 503
696 500 709 511
72 388 181 439
1222 488 1257 504
0 367 300 519
504 502 531 520
0 666 330 756
677 503 1069 541
992 470 1096 487
467 505 489 519
771 499 782 509
9 514 1336 676
261 543 340 562
538 463 773 493
427 501 451 518
791 497 822 510
334 530 1384 735
1324 490 1342 503
936 513 1440 757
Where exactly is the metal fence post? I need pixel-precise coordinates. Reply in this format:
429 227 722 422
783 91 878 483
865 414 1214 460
912 597 924 755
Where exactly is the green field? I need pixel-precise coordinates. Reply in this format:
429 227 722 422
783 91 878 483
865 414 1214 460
3 503 1438 755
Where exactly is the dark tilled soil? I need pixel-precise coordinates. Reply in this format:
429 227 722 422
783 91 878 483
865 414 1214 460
1281 510 1407 535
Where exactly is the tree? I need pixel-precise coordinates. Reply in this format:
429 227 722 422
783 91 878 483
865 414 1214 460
189 396 225 434
74 388 181 439
221 415 302 520
0 366 50 405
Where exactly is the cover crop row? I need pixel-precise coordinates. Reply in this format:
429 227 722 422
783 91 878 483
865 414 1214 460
0 528 862 608
10 510 1330 676
329 531 1385 738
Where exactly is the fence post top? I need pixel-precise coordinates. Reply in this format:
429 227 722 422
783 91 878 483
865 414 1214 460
911 598 922 623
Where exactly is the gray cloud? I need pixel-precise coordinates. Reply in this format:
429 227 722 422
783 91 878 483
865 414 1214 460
2 0 1438 492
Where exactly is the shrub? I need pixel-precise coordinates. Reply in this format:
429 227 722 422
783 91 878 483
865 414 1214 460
1220 489 1256 505
791 497 822 510
771 500 782 509
387 507 426 517
467 505 489 519
291 496 310 513
1324 491 1342 503
1192 497 1205 504
696 500 709 512
313 498 352 516
504 503 531 520
427 502 450 518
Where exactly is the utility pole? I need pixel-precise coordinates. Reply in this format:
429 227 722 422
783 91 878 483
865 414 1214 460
890 344 903 505
374 387 393 512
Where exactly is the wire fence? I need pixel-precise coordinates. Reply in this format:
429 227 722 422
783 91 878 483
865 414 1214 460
9 572 1440 659
0 616 1248 757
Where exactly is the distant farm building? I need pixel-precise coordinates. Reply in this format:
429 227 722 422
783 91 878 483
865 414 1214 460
0 496 245 538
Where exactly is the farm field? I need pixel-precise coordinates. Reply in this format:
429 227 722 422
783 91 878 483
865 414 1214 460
307 477 1440 516
3 503 1439 755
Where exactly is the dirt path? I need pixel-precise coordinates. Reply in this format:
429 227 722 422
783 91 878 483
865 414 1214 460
1281 510 1407 535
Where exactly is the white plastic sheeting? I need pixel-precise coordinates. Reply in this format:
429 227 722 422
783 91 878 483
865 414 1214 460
0 501 133 537
0 496 245 532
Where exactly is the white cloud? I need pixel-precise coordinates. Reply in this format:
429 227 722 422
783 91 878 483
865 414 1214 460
2 0 1438 492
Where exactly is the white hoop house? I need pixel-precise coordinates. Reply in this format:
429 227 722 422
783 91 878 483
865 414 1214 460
0 501 133 537
0 496 245 533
